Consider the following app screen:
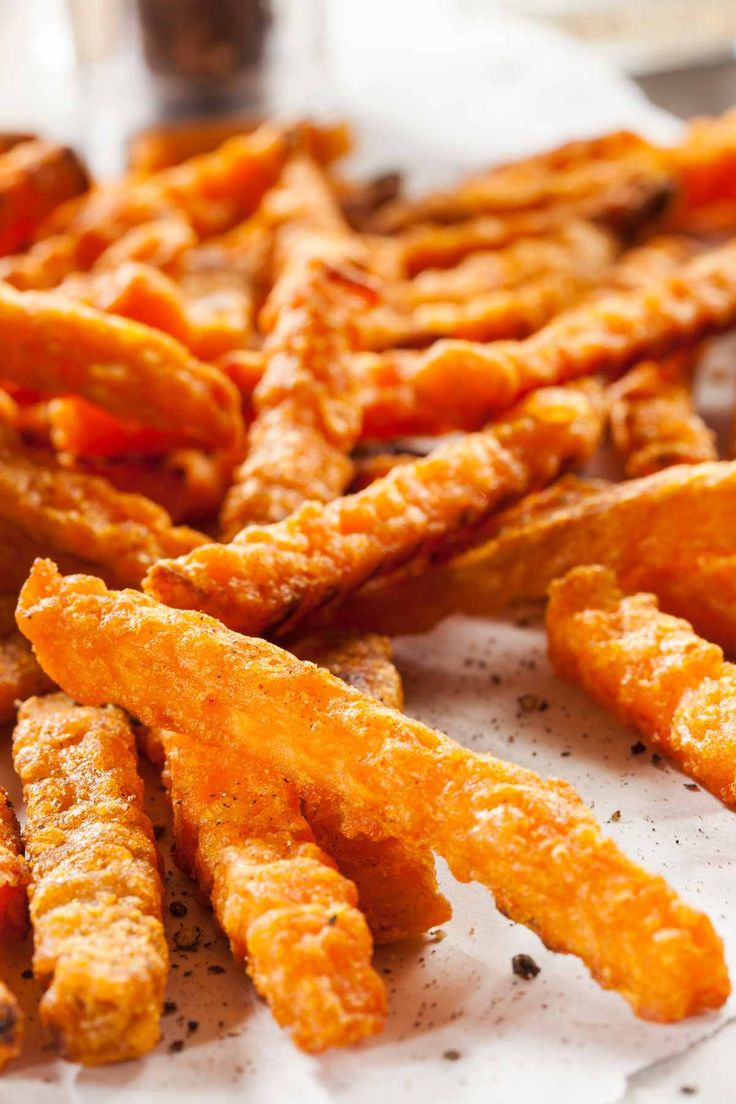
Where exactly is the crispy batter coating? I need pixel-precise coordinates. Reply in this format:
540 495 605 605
334 463 736 651
349 451 421 491
0 282 243 448
0 788 27 1071
291 630 404 709
0 140 88 255
548 566 736 805
608 354 717 477
145 380 605 635
0 979 21 1072
0 433 205 586
18 561 731 1023
407 221 617 304
161 730 386 1051
414 240 736 429
92 214 197 273
219 261 367 536
12 693 168 1064
48 397 177 459
0 630 55 725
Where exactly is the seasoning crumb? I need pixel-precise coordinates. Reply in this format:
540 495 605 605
512 953 541 980
208 964 226 975
169 900 188 918
427 928 446 943
443 1049 461 1061
187 1020 199 1034
173 924 202 951
680 1088 697 1096
631 741 647 755
518 693 544 713
684 783 700 792
21 969 32 980
609 810 621 823
163 1000 178 1016
169 1040 184 1054
153 823 166 840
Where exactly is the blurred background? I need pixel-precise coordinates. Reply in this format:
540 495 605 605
1 0 735 181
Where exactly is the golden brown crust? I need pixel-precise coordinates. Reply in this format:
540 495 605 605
0 140 89 255
144 380 604 635
13 693 168 1065
547 566 736 804
0 980 22 1072
0 630 55 725
17 562 730 1023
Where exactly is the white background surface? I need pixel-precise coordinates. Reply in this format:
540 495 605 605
0 2 734 1101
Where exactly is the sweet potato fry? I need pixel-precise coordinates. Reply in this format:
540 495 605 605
548 566 736 805
608 353 717 477
13 694 168 1064
413 239 736 429
291 630 404 711
48 397 178 459
0 140 88 255
160 729 386 1051
18 561 731 1023
0 232 79 291
0 789 28 1071
220 261 369 535
0 630 55 725
92 214 197 273
0 282 243 447
0 432 205 586
145 380 605 634
333 462 736 651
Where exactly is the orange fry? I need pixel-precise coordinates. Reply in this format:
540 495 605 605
161 730 386 1051
18 560 731 1023
0 282 243 447
0 431 205 587
414 239 736 430
0 630 54 725
145 380 605 635
548 566 736 805
13 694 168 1064
0 139 88 255
608 354 717 477
0 788 28 1071
48 397 178 459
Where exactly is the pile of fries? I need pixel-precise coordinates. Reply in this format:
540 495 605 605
1 109 736 1067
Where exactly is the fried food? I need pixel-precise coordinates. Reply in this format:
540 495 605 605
160 729 386 1051
414 239 736 429
219 261 369 536
0 630 55 725
0 788 28 1071
333 462 736 650
0 140 88 255
291 630 404 709
19 560 731 1023
145 380 605 634
12 693 167 1064
48 397 177 459
608 353 717 477
548 566 736 805
0 432 205 586
0 282 243 447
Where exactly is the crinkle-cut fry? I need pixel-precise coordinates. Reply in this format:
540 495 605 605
129 117 351 175
407 221 617 304
219 261 369 535
0 433 205 587
333 462 736 651
375 130 665 231
414 239 736 430
12 694 168 1065
19 561 731 1024
145 380 605 635
159 730 386 1052
0 630 55 725
0 140 89 255
548 566 736 805
0 282 243 448
608 354 717 477
67 450 234 525
0 788 27 1071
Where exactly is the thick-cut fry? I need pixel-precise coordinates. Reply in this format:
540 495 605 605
0 630 55 725
333 462 736 650
19 561 731 1023
160 729 386 1051
0 140 88 255
145 380 605 634
608 354 717 477
0 788 28 1071
413 239 736 429
13 694 167 1065
0 282 243 447
220 261 368 535
48 397 178 459
548 566 736 804
0 432 205 586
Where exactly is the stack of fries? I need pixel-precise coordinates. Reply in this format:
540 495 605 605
1 109 736 1067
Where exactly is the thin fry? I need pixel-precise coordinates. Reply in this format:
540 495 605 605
0 140 88 255
13 693 167 1064
548 566 736 805
0 789 28 1071
145 380 605 634
18 561 731 1023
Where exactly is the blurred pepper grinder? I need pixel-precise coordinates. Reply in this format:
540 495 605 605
136 0 272 116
